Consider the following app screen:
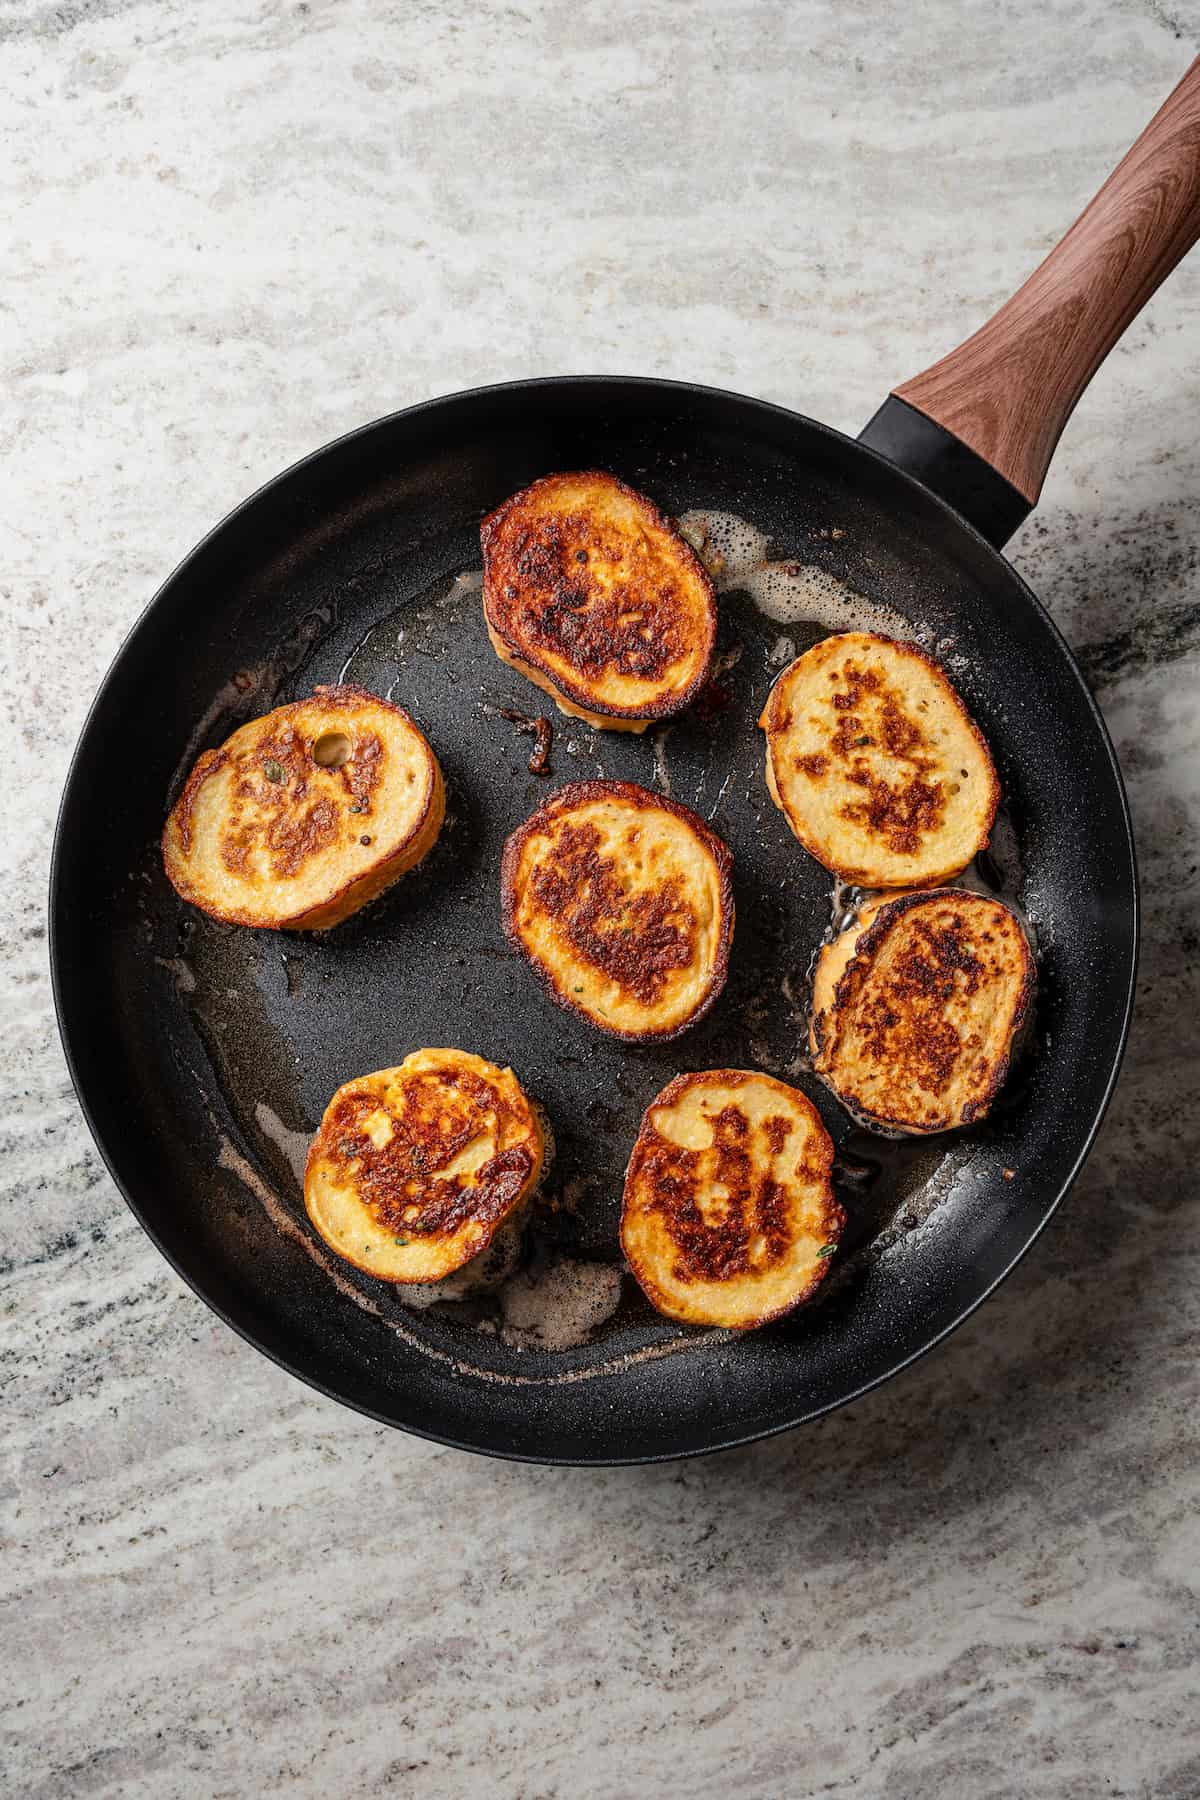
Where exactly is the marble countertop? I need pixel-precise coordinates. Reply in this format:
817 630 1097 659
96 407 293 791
4 3 1199 1794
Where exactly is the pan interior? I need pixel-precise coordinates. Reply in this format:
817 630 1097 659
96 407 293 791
52 381 1135 1461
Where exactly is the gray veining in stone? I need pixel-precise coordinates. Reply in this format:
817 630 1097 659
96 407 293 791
3 3 1200 1795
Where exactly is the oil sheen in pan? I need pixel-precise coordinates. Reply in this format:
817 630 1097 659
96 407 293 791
151 507 1033 1380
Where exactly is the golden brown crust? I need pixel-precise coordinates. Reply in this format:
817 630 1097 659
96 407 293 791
621 1069 844 1330
303 1050 545 1282
500 779 734 1043
481 471 717 725
811 889 1035 1134
759 633 1000 887
163 685 444 930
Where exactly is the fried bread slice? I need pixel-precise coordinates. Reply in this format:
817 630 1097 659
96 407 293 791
304 1049 546 1282
501 779 734 1042
163 685 444 930
482 471 717 731
810 889 1034 1134
621 1069 843 1329
759 632 998 885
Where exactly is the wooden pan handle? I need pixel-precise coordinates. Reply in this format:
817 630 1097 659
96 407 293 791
893 57 1200 506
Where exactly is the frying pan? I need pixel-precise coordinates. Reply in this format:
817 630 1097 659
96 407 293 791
51 62 1200 1463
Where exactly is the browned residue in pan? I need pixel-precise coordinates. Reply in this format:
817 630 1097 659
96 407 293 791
498 707 553 774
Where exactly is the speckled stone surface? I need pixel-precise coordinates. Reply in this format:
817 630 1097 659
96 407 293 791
3 3 1200 1795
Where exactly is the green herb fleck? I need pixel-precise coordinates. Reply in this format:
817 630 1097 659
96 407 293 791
394 1237 409 1247
854 736 871 748
348 800 366 814
817 1243 837 1258
573 985 583 993
263 759 286 783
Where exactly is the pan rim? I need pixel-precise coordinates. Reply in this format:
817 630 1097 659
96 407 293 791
48 373 1140 1465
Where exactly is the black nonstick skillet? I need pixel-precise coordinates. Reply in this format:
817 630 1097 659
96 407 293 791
51 62 1200 1462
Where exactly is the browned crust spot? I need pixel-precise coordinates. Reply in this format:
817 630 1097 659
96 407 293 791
825 658 950 856
795 752 828 779
173 748 226 857
763 637 1000 883
218 733 381 879
525 818 695 1005
162 684 441 930
315 1068 533 1241
621 1069 845 1329
481 471 717 722
499 779 734 1044
819 889 1035 1132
